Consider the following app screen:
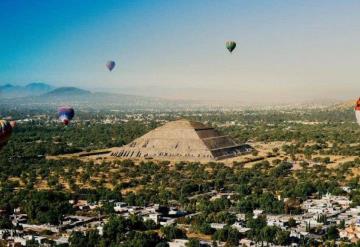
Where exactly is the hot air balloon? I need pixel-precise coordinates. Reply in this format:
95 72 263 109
0 120 14 150
226 41 236 53
10 121 16 128
58 107 75 126
106 61 116 71
355 98 360 125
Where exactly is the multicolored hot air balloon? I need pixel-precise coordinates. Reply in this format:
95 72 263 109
226 41 236 53
355 98 360 125
106 61 116 71
58 107 75 125
0 120 15 150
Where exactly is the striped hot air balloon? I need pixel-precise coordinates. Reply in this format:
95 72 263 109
0 120 14 150
226 41 236 53
355 98 360 125
58 107 75 125
106 61 116 71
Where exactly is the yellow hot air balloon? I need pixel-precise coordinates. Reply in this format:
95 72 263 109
0 120 14 150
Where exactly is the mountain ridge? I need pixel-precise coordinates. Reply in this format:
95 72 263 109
45 87 91 96
0 83 198 110
0 82 54 98
0 83 356 110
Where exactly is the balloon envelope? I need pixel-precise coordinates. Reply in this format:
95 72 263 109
58 107 75 125
0 120 13 149
106 61 116 71
355 98 360 125
226 41 236 53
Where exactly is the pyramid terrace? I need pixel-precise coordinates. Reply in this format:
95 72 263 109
111 119 252 161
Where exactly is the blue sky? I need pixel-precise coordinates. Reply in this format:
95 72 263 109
0 0 359 103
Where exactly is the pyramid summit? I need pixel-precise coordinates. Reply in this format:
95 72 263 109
111 119 252 161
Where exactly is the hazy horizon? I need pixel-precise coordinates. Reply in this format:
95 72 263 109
1 0 359 104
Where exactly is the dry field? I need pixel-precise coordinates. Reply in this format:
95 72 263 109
37 141 360 193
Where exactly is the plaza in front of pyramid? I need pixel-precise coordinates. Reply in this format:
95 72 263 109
110 119 253 161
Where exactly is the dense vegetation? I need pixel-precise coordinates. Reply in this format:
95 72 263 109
1 107 360 246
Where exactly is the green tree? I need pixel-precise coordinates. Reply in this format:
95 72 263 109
326 225 339 240
287 217 297 228
186 239 200 247
23 191 73 224
161 225 187 241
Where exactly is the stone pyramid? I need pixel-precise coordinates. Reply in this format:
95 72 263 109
110 119 252 161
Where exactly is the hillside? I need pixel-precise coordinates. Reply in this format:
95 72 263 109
0 83 54 98
45 87 91 97
0 84 199 110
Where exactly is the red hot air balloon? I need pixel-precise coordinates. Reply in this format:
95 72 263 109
0 120 14 150
106 61 116 71
355 98 360 126
58 107 75 125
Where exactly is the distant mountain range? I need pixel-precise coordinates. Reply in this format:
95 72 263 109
0 82 54 98
44 87 91 97
0 83 201 110
0 83 355 110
